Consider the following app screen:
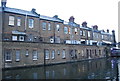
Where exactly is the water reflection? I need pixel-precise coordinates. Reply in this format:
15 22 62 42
2 57 120 79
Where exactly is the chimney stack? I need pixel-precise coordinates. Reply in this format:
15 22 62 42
92 25 98 30
112 30 116 47
82 21 87 27
1 0 7 7
53 15 58 18
69 16 75 22
107 29 109 33
31 8 36 13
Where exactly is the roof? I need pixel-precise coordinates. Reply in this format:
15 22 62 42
2 7 40 17
40 15 63 23
101 32 112 35
92 30 101 33
80 26 92 31
1 7 63 23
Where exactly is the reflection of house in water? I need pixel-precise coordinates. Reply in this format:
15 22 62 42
2 58 117 79
0 1 116 69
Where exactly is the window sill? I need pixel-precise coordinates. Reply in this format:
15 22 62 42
5 60 12 62
16 60 20 62
33 59 38 61
8 25 14 27
52 58 55 60
45 58 50 60
62 57 66 59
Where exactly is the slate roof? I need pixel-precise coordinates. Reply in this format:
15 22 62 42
2 7 40 17
101 31 112 35
80 26 92 31
40 15 63 23
1 7 63 22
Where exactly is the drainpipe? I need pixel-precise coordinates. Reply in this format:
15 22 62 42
53 22 56 43
1 4 5 69
25 13 27 32
44 49 46 66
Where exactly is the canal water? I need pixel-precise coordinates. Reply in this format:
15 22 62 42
2 57 120 80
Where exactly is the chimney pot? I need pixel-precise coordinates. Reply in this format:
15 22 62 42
69 16 75 22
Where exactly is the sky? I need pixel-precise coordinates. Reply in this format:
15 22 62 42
5 0 119 41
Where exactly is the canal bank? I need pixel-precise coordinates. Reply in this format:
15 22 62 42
2 42 107 69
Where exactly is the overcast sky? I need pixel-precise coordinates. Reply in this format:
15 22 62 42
5 0 119 41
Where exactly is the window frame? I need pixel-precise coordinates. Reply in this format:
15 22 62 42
12 36 17 41
64 27 68 34
42 22 46 30
32 50 38 61
5 49 12 62
56 24 60 32
45 49 49 60
29 19 34 28
88 31 91 37
62 49 66 59
51 50 55 59
48 23 51 31
9 16 15 26
26 49 29 56
17 17 21 27
80 30 83 36
16 50 20 62
75 28 78 35
83 30 86 36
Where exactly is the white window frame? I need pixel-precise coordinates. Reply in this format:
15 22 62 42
68 28 71 34
57 50 60 55
9 16 15 26
16 50 20 61
12 36 17 41
83 30 86 36
102 35 104 39
5 49 12 62
80 30 83 36
51 50 55 59
62 49 66 59
33 50 38 60
17 17 21 26
42 22 46 30
29 19 34 28
64 27 68 34
26 49 29 56
56 24 60 32
48 23 51 30
88 31 90 37
45 49 49 60
75 28 78 35
56 36 60 43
